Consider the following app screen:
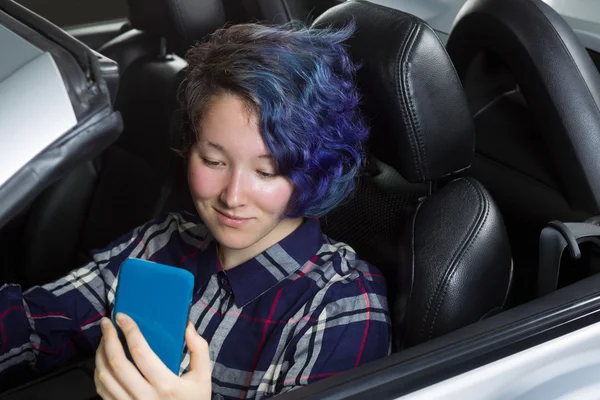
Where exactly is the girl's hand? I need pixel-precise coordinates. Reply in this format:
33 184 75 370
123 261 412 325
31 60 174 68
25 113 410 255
94 313 211 400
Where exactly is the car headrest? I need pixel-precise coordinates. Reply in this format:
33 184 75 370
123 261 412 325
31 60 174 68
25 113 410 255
447 0 600 213
126 0 227 54
313 0 475 183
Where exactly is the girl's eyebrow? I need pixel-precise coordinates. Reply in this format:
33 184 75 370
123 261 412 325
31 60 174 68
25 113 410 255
206 141 224 151
202 140 273 160
206 140 272 159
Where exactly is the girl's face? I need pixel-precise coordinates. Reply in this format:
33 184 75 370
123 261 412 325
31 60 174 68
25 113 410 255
188 94 302 256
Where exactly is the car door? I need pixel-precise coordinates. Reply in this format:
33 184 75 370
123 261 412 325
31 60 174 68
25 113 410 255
274 272 600 399
0 0 122 232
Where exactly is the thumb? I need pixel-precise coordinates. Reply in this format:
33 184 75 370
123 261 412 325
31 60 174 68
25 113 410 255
182 322 211 382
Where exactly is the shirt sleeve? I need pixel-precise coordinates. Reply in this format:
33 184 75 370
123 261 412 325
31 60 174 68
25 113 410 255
0 216 163 380
276 273 391 394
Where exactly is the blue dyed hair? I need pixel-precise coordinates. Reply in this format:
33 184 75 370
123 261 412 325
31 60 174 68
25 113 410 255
181 21 368 218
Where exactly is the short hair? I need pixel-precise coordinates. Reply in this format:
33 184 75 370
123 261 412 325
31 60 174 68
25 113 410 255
181 21 368 218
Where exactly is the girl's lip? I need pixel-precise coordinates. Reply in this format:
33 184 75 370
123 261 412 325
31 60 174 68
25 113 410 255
215 209 251 220
215 209 252 228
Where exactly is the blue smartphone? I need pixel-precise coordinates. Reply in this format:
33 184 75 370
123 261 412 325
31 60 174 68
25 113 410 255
112 258 195 374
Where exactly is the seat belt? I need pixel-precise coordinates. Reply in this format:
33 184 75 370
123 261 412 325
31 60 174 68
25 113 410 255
538 220 600 297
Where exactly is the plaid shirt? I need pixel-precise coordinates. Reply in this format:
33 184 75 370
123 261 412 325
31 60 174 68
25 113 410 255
0 212 390 398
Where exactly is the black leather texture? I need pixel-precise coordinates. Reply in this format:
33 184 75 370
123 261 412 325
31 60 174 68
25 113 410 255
314 1 512 349
322 160 427 282
447 0 600 214
314 0 475 183
321 159 427 349
113 57 187 165
21 162 101 287
100 0 228 71
76 57 187 256
98 29 160 74
400 178 512 348
126 0 227 54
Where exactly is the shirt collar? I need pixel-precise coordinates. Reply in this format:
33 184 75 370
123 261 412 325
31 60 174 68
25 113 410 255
195 218 324 307
186 228 219 295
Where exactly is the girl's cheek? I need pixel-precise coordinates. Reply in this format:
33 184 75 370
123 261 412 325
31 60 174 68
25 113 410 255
189 163 222 199
252 178 295 213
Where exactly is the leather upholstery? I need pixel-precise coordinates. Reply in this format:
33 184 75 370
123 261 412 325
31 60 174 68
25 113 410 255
240 0 340 25
447 0 600 214
127 0 226 55
76 56 187 255
13 0 514 350
314 0 475 183
22 162 101 287
112 57 187 166
316 0 512 348
76 0 221 255
98 29 159 74
399 178 512 348
100 0 228 73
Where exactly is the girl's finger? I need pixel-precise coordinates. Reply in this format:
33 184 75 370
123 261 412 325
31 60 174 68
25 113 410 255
94 379 116 400
182 322 211 383
100 317 151 395
95 338 133 400
115 313 175 386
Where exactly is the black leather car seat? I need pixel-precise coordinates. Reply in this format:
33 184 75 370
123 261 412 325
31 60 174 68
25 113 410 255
240 0 341 25
99 0 230 72
313 0 513 350
15 0 228 288
446 0 600 302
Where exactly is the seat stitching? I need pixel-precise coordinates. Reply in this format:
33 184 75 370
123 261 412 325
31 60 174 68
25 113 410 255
417 178 483 339
428 179 489 339
397 21 422 181
501 259 514 308
404 19 429 179
399 201 419 349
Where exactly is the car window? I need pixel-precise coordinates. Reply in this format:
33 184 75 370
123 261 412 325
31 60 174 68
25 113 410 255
14 0 127 28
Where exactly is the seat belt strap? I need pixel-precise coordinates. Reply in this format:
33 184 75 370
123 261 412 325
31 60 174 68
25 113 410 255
538 221 600 297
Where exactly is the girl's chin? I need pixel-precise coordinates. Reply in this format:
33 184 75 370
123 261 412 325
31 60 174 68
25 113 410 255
210 224 258 249
214 236 257 251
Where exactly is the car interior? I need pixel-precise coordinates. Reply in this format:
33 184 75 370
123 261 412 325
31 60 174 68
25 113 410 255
446 0 600 304
2 0 600 398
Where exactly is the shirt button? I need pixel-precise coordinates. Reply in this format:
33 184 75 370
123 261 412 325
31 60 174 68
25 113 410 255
220 277 228 286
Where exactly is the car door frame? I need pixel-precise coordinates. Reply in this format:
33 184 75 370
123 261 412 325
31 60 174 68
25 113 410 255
277 272 600 399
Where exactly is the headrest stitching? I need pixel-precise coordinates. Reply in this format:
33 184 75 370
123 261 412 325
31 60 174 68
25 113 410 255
396 20 424 181
404 22 429 180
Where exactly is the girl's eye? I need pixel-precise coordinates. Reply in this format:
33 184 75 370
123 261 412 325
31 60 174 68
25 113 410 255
202 158 223 167
257 171 277 179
